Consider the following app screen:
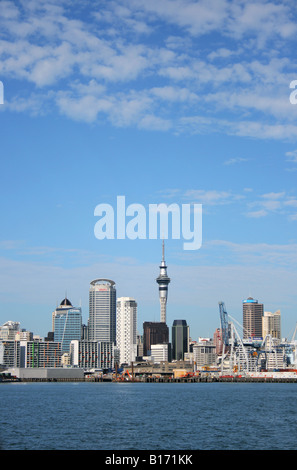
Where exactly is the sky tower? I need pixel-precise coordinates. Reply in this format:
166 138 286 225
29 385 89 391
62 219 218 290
156 240 171 323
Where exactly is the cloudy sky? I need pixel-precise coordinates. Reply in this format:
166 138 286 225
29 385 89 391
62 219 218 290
1 0 297 340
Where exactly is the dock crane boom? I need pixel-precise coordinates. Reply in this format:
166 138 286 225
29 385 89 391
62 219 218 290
218 301 250 375
219 301 229 346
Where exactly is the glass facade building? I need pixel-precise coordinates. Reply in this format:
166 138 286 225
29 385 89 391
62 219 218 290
53 298 82 353
172 320 189 360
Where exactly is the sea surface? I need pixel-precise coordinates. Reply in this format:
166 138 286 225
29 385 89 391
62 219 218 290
1 381 297 450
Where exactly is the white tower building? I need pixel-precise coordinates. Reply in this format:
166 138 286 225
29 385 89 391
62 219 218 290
262 310 281 341
89 279 116 343
156 241 170 323
116 297 137 366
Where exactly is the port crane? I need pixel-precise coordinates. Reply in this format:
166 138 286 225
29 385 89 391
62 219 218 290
219 301 229 348
219 301 250 375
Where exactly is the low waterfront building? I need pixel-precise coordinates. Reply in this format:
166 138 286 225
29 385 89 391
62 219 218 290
124 360 194 378
0 340 20 368
6 367 84 381
70 340 115 370
193 340 216 370
0 340 63 369
20 341 62 368
151 343 169 363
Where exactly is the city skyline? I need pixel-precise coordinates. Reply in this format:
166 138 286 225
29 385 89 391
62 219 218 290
0 249 286 346
1 1 297 340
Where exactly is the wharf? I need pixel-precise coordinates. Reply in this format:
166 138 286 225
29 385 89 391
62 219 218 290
2 368 297 383
2 376 297 383
135 375 297 383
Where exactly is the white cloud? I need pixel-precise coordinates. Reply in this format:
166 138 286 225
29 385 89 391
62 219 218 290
245 191 297 219
56 92 113 123
284 199 297 208
183 189 243 205
124 0 229 36
206 239 297 267
138 114 172 131
224 1 297 52
226 121 297 140
150 86 199 103
246 209 268 218
261 192 286 200
0 0 296 138
224 157 249 165
178 116 297 140
286 150 297 163
158 187 297 220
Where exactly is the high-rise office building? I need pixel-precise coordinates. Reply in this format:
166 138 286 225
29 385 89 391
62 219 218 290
52 297 72 331
156 241 170 323
172 320 189 360
116 297 137 365
143 321 169 356
213 328 223 356
243 297 264 339
0 321 20 340
53 297 82 353
262 310 281 341
89 279 116 343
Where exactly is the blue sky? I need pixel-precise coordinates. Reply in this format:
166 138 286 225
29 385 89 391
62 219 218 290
1 0 297 341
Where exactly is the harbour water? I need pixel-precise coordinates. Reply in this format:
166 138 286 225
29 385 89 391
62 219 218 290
1 381 297 450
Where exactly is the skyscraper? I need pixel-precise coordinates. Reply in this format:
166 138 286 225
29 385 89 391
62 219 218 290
53 297 82 354
116 297 137 366
88 279 116 343
172 320 189 361
156 240 170 323
143 321 169 357
243 297 264 339
262 310 281 340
